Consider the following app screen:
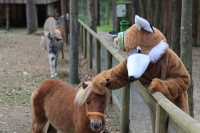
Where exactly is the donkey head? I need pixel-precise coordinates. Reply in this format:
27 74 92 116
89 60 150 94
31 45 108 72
54 16 63 28
47 32 63 60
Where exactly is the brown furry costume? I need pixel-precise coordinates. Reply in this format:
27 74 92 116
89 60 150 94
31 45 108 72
92 15 190 114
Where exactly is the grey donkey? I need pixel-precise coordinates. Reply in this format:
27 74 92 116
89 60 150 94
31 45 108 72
44 16 63 32
41 16 65 78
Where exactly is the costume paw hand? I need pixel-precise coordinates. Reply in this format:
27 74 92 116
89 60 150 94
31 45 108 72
91 71 111 95
149 78 165 94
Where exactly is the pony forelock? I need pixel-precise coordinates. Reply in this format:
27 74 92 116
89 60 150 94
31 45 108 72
74 82 93 107
74 82 110 108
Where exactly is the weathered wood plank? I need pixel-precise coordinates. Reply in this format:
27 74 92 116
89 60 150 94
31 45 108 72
121 85 130 133
95 39 100 75
87 32 92 69
152 92 200 133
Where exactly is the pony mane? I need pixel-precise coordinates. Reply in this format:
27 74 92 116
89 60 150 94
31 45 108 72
74 82 110 108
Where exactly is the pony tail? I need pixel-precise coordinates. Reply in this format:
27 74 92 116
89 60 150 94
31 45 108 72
30 91 36 132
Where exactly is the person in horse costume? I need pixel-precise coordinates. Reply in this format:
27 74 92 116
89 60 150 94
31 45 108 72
92 15 190 114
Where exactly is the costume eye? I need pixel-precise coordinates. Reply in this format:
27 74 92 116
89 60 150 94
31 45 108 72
136 46 142 53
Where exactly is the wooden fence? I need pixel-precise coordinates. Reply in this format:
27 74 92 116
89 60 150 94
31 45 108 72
78 19 200 133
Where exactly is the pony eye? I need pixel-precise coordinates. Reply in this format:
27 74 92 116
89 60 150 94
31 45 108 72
86 101 90 105
136 46 142 53
102 101 105 104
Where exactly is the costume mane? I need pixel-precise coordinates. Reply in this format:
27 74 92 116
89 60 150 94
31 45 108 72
74 82 110 108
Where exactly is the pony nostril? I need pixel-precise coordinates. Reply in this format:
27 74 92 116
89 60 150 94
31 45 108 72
99 122 102 127
51 57 55 60
90 122 102 131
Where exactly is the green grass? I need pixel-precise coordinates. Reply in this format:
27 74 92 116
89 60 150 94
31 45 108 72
97 24 113 32
0 87 32 106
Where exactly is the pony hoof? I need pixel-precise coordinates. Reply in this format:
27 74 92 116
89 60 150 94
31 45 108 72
54 73 58 76
51 75 55 78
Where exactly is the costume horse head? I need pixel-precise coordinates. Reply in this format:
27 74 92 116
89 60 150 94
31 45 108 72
30 79 109 133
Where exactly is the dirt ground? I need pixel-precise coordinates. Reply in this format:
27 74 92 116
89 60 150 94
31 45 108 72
0 29 199 133
0 30 121 133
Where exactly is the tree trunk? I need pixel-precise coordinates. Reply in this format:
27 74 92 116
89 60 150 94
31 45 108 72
106 3 109 26
154 0 162 29
87 0 97 32
96 0 100 26
147 0 155 24
170 0 182 56
112 0 118 31
6 4 9 31
180 0 194 117
61 0 69 45
139 0 147 18
26 0 37 34
69 0 80 84
132 0 141 21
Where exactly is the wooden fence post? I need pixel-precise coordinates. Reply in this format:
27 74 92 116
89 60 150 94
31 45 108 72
155 103 168 133
87 32 92 69
95 39 101 74
83 28 86 58
79 25 83 52
121 85 130 133
106 50 112 104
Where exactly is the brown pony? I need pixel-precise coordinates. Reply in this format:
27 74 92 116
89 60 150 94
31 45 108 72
30 79 109 133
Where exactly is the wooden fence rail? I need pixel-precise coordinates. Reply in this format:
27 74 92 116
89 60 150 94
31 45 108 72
78 19 200 133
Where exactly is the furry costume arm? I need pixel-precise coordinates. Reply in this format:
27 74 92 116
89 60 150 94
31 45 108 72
92 59 130 95
149 49 190 101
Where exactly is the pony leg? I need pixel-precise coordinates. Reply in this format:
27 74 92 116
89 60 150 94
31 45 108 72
47 123 57 133
30 105 47 133
30 92 47 133
32 123 46 133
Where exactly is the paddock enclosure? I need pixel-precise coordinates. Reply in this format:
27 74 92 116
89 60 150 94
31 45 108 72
0 0 61 27
78 19 200 133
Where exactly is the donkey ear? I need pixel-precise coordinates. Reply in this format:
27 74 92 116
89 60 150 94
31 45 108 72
47 33 52 41
135 15 154 33
60 15 64 20
82 82 88 89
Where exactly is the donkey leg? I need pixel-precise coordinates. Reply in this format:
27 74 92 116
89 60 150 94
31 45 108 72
53 57 58 77
48 55 56 78
47 123 57 133
61 47 64 59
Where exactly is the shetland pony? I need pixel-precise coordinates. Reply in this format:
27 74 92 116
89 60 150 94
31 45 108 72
41 16 66 78
30 79 109 133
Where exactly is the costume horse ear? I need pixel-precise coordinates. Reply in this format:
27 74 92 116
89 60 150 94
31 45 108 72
135 15 154 33
82 82 88 89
